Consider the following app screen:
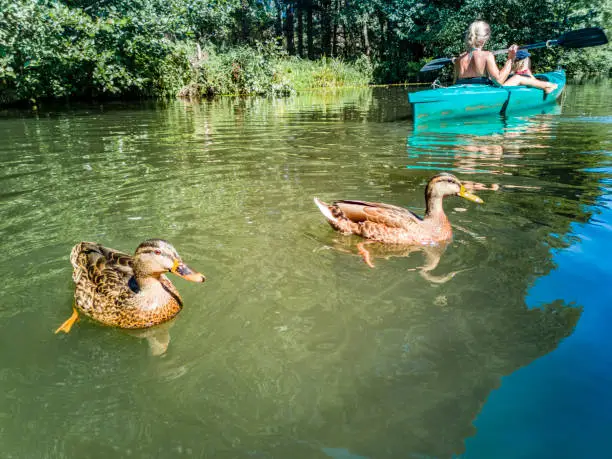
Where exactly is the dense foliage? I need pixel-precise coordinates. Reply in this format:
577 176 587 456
0 0 610 104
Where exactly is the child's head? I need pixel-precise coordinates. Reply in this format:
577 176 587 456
513 49 531 72
465 21 491 50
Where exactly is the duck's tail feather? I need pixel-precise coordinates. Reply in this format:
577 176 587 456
314 197 338 223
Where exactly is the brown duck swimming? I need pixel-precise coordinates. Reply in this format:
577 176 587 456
314 173 483 266
55 239 205 334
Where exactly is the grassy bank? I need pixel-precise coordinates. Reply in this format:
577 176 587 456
1 26 373 107
177 45 374 100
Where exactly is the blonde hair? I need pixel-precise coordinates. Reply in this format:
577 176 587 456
512 57 531 73
465 21 491 50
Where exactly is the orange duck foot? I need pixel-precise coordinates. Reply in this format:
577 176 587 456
55 307 79 334
357 242 375 268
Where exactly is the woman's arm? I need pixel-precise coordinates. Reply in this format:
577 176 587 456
452 53 466 84
486 45 518 85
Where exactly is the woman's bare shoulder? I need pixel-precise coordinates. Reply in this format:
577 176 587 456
455 51 469 62
481 50 497 62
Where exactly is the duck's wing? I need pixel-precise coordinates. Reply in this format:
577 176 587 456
333 200 423 228
71 242 135 306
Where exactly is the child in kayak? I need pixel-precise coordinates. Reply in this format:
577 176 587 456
503 49 558 93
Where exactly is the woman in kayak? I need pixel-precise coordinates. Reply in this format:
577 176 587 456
503 49 558 93
454 20 517 85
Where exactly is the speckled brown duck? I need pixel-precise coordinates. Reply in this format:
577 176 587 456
55 239 205 334
314 173 483 267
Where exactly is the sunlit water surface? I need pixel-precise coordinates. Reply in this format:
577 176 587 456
0 83 610 459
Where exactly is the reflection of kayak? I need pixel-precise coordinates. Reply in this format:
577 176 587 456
409 70 566 123
412 103 561 137
406 104 561 175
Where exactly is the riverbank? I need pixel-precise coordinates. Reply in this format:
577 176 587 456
176 47 375 100
0 39 377 107
1 1 608 107
0 2 373 107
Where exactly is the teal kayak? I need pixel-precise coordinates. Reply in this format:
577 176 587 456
409 70 566 123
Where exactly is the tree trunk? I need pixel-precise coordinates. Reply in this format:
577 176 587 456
285 2 295 55
297 0 304 57
378 11 386 59
241 0 250 42
362 17 370 57
386 18 395 64
342 22 350 57
274 0 283 38
320 0 332 56
331 0 338 56
306 0 314 59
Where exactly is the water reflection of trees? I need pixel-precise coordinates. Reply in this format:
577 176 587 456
1 87 609 458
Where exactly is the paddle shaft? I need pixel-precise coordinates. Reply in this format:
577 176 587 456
491 40 558 56
419 27 607 72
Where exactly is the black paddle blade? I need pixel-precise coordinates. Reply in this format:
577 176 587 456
419 57 453 73
558 27 608 48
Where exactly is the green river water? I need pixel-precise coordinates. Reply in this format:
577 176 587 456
0 83 610 458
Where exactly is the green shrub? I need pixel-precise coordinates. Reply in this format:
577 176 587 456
0 0 193 104
184 43 292 97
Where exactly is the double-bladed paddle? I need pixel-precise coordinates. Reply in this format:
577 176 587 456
419 27 609 73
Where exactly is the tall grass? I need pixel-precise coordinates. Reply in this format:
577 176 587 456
178 45 373 100
276 55 373 90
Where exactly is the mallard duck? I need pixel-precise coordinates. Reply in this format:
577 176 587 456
55 239 205 334
314 173 483 267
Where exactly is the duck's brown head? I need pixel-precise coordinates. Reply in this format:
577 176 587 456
426 173 484 204
133 239 206 282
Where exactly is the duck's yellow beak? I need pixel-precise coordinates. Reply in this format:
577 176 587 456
171 259 206 282
459 185 484 204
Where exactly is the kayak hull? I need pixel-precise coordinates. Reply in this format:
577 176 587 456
409 70 566 123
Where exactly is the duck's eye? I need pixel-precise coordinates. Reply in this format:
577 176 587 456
154 249 161 255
